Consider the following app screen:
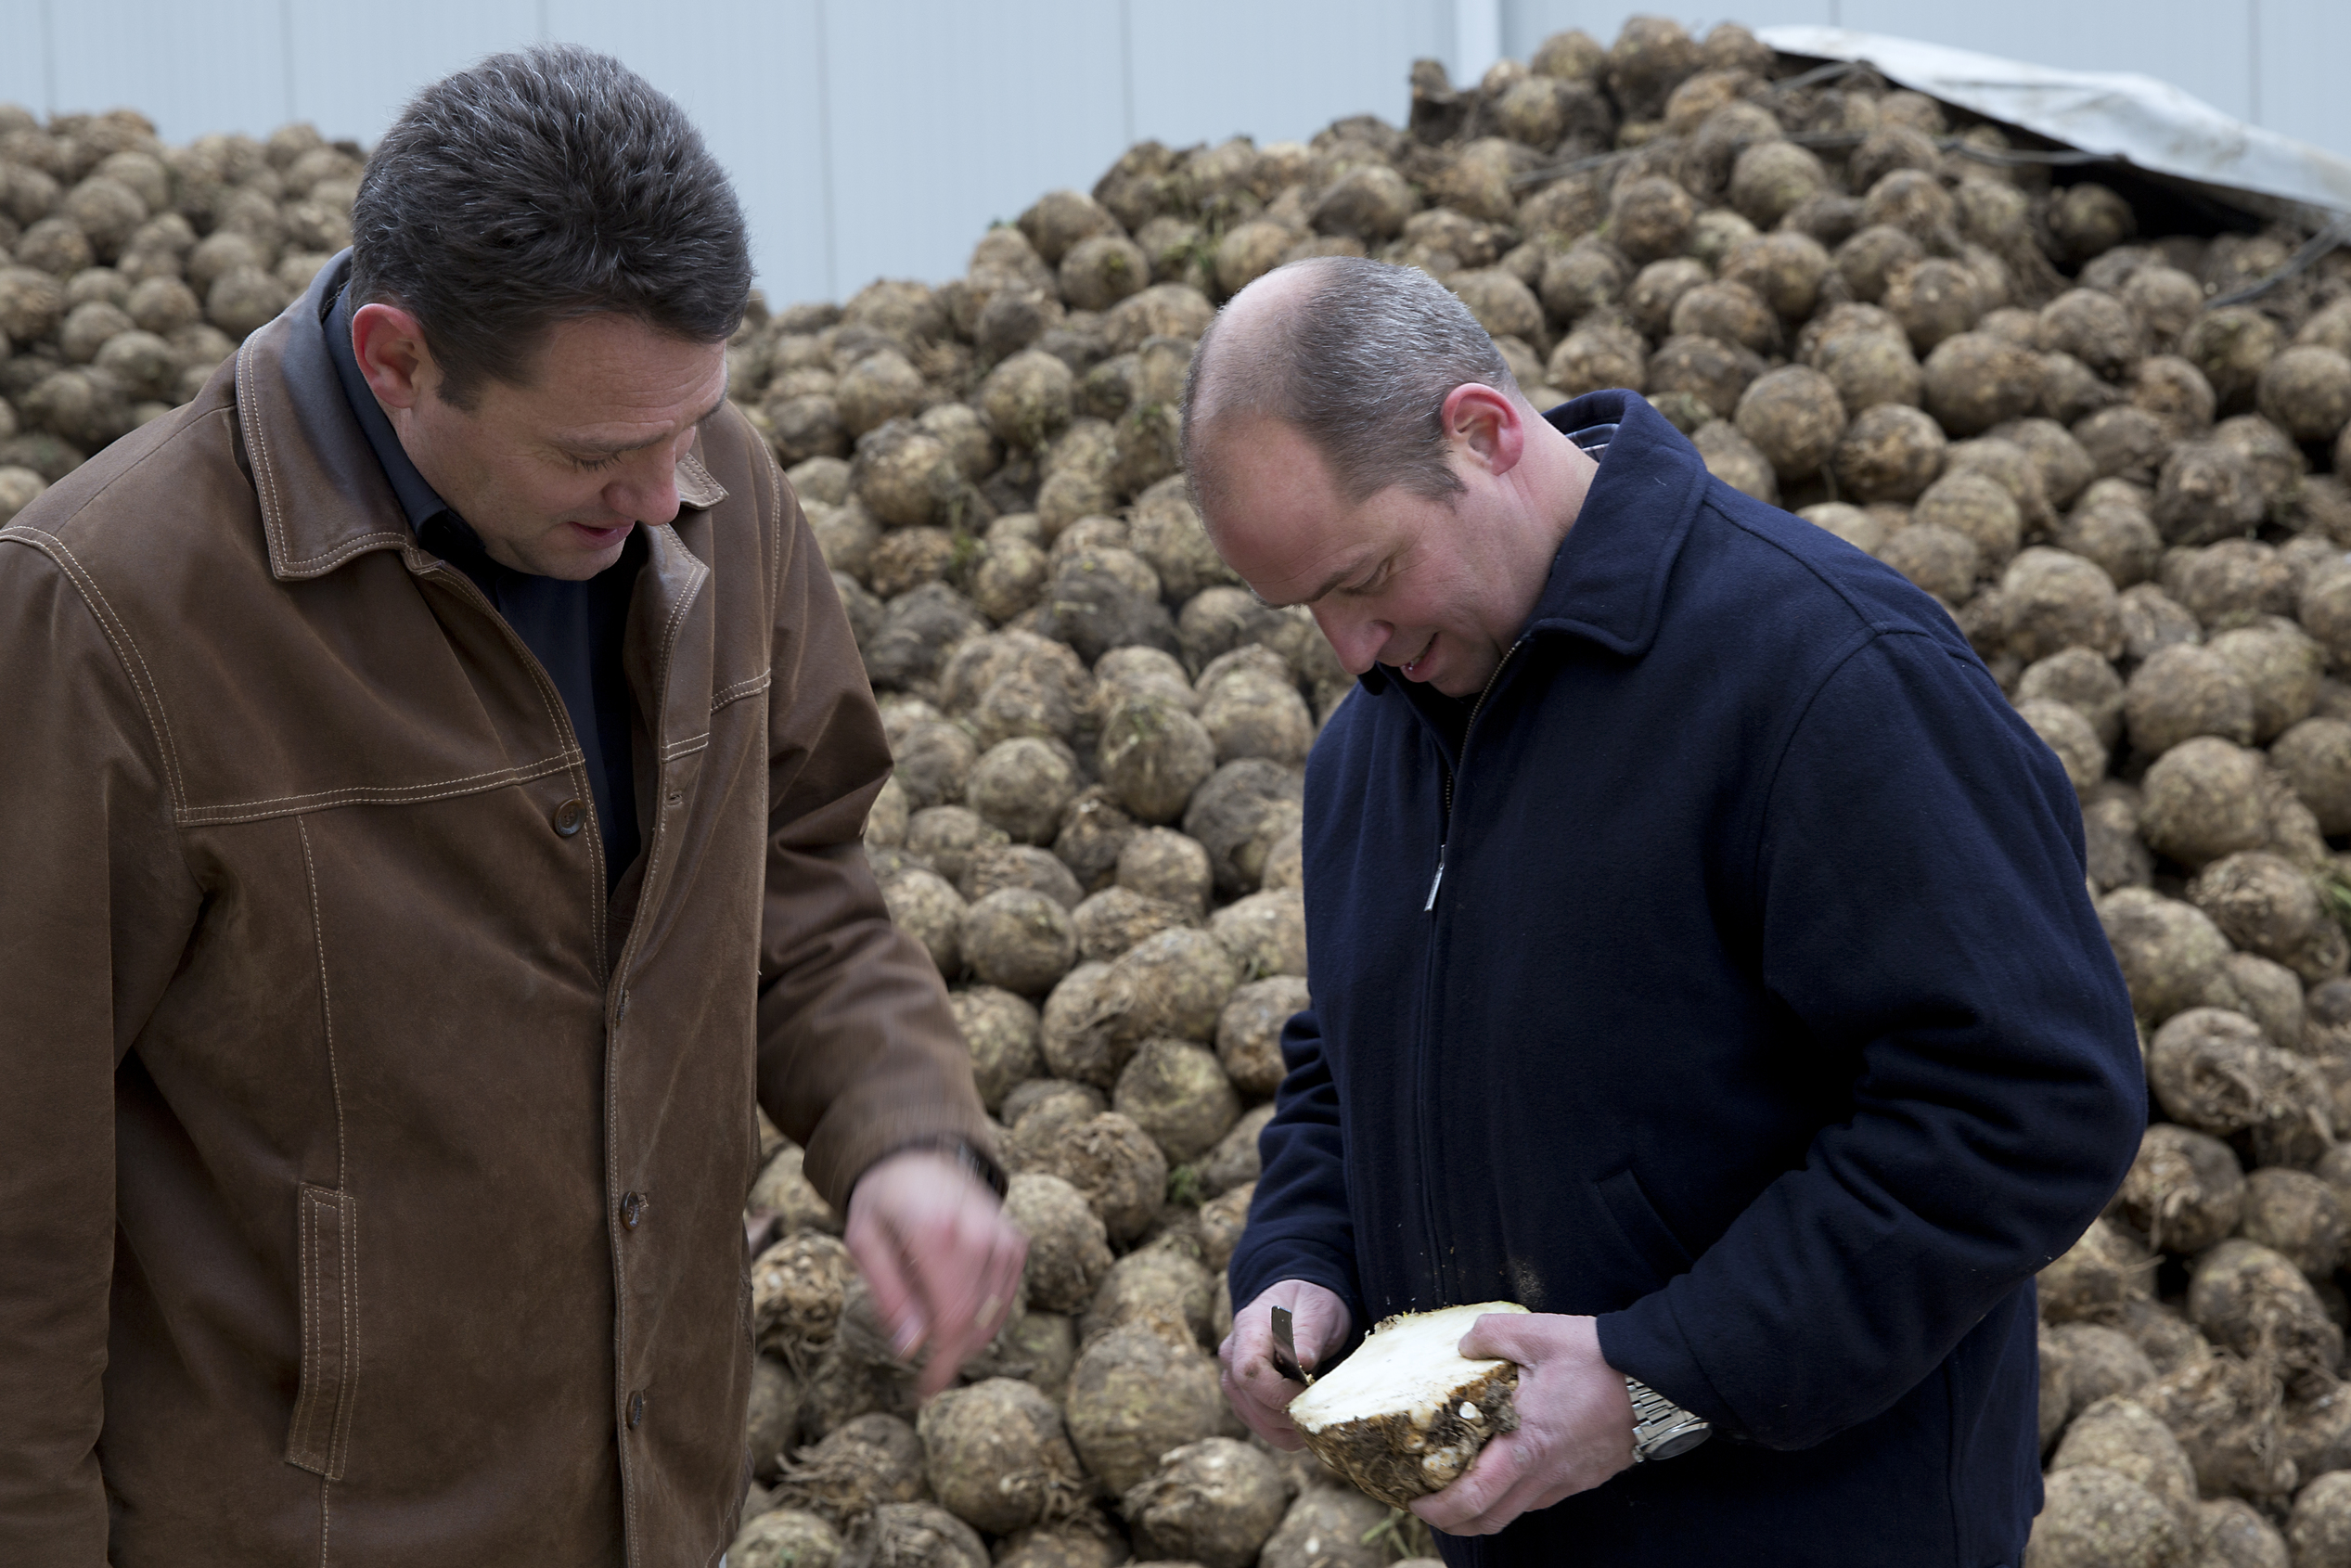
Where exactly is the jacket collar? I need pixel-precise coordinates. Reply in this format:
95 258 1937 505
1516 389 1711 660
238 249 727 583
1353 390 1714 702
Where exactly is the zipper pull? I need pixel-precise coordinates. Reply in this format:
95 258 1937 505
1424 846 1445 912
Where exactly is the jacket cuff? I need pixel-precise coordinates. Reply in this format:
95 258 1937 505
1228 1238 1366 1343
853 1136 1008 1202
1595 1295 1741 1441
795 1073 1000 1215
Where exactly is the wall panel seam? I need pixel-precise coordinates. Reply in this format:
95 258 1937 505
39 0 57 118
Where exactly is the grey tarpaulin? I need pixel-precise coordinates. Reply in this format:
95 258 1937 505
1757 26 2351 229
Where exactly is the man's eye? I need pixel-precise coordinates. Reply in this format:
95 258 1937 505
569 452 623 472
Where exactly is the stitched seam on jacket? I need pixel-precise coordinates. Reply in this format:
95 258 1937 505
710 673 770 712
604 516 715 1565
289 532 408 574
297 820 348 1186
177 752 580 825
607 522 708 1568
304 1189 328 1470
235 343 401 576
331 1192 358 1480
286 1187 361 1480
611 549 700 1561
318 1472 332 1568
405 547 586 758
611 1126 635 1555
594 529 704 961
653 523 709 661
761 439 787 609
633 765 682 917
2 526 190 811
293 1195 319 1462
627 524 709 902
239 337 289 567
677 446 726 507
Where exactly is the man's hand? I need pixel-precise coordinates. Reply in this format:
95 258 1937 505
1218 1280 1351 1448
1411 1312 1636 1536
842 1148 1027 1397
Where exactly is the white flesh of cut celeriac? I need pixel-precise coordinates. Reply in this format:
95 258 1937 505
1286 1301 1528 1508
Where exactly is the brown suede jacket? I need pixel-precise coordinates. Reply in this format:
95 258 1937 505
0 264 991 1566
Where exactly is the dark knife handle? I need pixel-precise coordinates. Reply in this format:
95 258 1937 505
1270 1305 1309 1384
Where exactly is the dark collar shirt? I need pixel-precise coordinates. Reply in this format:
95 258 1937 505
319 263 641 894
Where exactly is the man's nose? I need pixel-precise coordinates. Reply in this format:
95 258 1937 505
606 450 683 526
1313 604 1389 675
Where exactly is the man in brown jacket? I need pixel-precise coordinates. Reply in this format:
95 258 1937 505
0 47 1019 1566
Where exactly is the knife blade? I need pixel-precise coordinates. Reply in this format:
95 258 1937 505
1269 1305 1312 1384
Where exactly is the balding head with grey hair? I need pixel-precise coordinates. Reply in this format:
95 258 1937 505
1179 256 1525 529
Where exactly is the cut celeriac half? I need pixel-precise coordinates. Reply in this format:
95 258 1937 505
1285 1301 1528 1508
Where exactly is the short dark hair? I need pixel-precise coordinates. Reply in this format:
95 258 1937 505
348 45 751 408
1180 256 1521 525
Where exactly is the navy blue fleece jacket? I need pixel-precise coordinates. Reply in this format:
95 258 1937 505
1227 391 2144 1565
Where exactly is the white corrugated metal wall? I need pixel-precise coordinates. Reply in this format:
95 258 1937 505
3 1 2346 312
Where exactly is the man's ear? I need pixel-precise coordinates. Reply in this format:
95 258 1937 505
1441 382 1526 477
350 302 435 412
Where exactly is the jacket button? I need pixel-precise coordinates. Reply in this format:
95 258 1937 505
552 798 585 837
627 1391 646 1429
621 1190 646 1229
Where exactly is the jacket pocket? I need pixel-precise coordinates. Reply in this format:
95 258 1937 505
285 1183 359 1480
1597 1166 1693 1286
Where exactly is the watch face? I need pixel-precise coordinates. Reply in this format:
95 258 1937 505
1647 1425 1711 1461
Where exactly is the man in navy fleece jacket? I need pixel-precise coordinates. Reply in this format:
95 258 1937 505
1183 257 2144 1565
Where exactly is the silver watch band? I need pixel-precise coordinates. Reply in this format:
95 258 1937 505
1625 1375 1712 1462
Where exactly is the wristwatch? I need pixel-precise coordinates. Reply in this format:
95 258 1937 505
1625 1376 1712 1461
